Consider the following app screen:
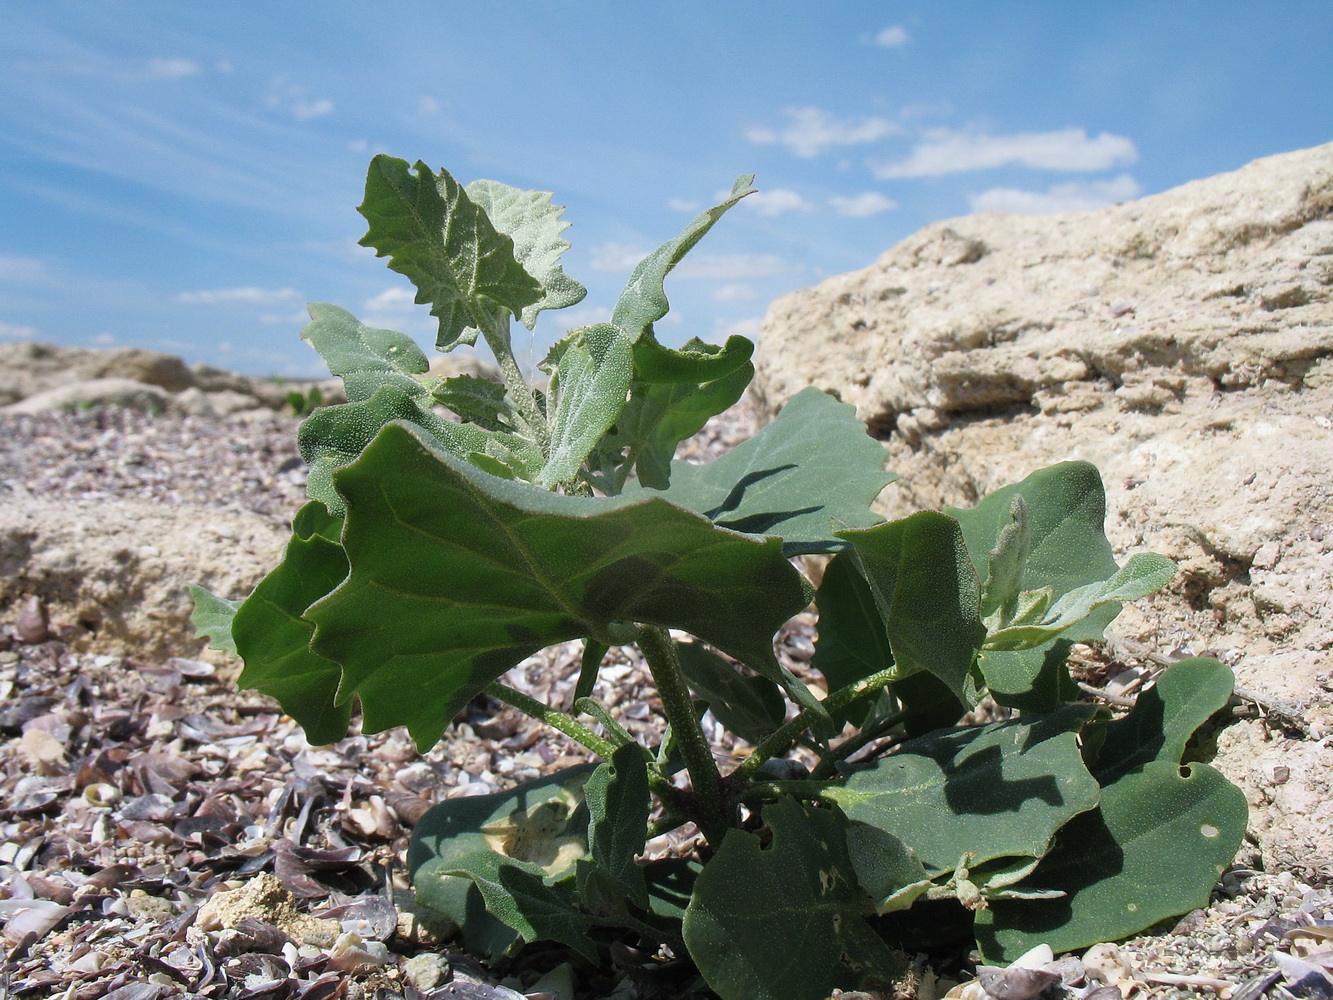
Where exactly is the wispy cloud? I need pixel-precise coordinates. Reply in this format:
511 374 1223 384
674 254 791 281
143 57 201 79
713 284 758 302
589 243 648 272
266 78 335 120
716 317 761 338
873 25 910 48
873 127 1138 178
174 286 302 306
829 192 898 217
735 188 815 217
0 322 39 340
746 106 901 158
0 256 50 284
968 174 1142 214
667 198 701 213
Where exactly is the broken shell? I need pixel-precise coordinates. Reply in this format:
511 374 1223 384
83 782 123 807
326 931 390 971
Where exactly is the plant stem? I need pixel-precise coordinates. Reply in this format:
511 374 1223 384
478 310 550 454
808 709 910 781
636 625 730 846
484 682 617 759
734 666 901 780
738 780 836 807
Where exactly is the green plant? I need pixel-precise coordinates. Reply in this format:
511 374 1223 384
286 384 323 417
191 156 1247 1000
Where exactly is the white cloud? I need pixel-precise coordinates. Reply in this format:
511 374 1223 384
0 322 38 340
736 188 815 217
873 127 1138 178
174 286 302 306
144 58 201 79
668 198 702 213
0 256 48 283
674 254 791 281
968 174 1143 215
829 192 898 218
746 107 901 158
590 242 648 272
363 287 417 311
874 26 910 48
91 332 117 345
418 96 441 115
713 284 758 302
553 303 613 328
716 317 762 339
266 78 335 121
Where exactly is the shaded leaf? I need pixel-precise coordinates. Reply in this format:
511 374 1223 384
675 641 786 745
826 705 1099 877
683 798 902 1000
810 551 894 730
838 511 986 703
635 387 895 555
303 421 814 748
583 744 650 910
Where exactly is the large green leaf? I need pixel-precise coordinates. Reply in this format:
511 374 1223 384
227 503 352 746
300 302 431 403
409 767 597 961
612 175 756 343
838 512 986 703
683 797 903 1000
357 156 541 349
826 706 1099 879
303 421 814 748
633 387 896 555
583 743 650 911
974 659 1246 961
465 178 587 330
948 463 1168 711
541 323 633 486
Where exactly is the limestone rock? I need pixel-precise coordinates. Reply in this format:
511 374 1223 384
0 496 286 659
754 143 1333 874
1 378 174 416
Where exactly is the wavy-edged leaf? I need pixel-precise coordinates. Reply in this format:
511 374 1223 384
227 503 352 746
633 387 895 555
974 659 1246 962
465 179 587 330
683 797 902 1000
541 323 633 486
302 421 814 748
357 156 540 349
837 511 986 703
584 744 650 911
431 375 513 431
300 303 430 402
612 175 756 343
826 705 1099 877
630 331 753 385
298 383 541 516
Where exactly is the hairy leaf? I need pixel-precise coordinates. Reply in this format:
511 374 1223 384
541 323 633 486
188 585 241 656
612 175 756 343
302 421 813 748
358 156 541 349
228 503 352 746
826 705 1099 877
431 375 513 431
465 178 587 329
630 330 754 385
300 302 430 402
684 798 902 1000
583 744 650 910
838 512 987 703
633 387 896 555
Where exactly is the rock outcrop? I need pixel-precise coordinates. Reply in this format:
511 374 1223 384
754 143 1333 874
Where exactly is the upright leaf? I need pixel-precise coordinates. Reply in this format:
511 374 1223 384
612 175 756 342
838 512 987 703
357 156 541 349
583 744 650 910
634 387 896 555
465 179 587 329
541 324 633 486
303 421 814 748
229 503 352 746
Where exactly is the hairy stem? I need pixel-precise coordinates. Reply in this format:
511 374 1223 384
734 666 901 780
738 779 835 807
484 682 616 759
636 625 730 846
478 310 550 454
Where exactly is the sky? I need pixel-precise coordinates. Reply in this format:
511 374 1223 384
3 3 1331 378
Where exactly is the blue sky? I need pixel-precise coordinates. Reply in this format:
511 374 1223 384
3 3 1331 377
